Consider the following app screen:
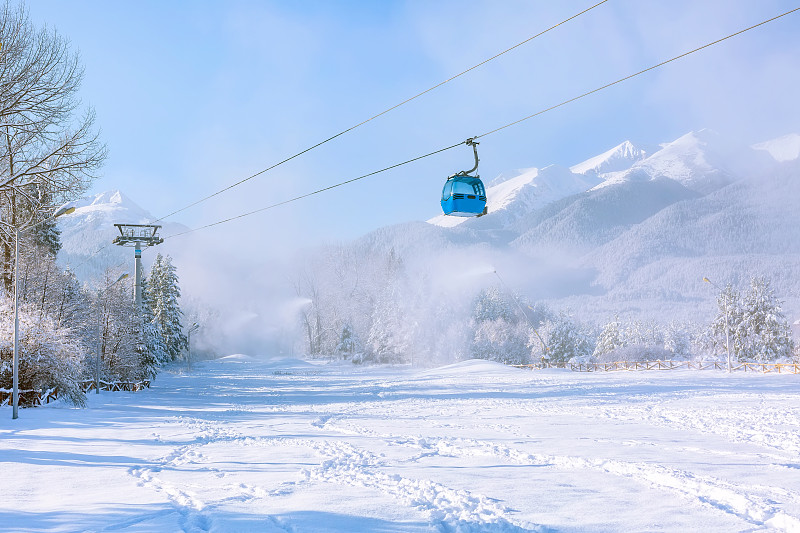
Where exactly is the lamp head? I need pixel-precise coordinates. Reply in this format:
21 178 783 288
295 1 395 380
53 205 76 218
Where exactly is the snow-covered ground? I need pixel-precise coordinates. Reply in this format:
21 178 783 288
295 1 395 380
2 357 800 532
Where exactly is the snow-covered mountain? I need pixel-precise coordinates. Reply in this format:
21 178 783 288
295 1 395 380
57 190 188 280
427 130 776 234
591 130 776 194
398 130 800 320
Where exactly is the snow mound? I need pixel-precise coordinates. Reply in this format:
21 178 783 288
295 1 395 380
219 354 259 362
419 359 521 378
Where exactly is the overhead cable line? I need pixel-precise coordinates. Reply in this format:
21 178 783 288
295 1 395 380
163 5 800 241
164 142 464 239
151 0 609 224
474 5 800 140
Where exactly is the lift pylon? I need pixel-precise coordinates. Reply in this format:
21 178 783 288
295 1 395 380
112 224 164 310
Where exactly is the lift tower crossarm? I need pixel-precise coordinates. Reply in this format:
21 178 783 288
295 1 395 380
112 223 164 246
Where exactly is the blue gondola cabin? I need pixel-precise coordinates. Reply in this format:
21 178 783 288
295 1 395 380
441 176 487 217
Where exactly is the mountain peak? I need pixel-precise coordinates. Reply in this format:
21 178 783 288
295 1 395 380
571 140 649 176
65 190 151 221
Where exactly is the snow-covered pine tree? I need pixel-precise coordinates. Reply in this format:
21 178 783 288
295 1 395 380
541 312 594 364
664 321 693 359
29 187 62 257
472 286 514 322
737 277 793 362
593 315 624 359
148 254 188 362
137 274 168 375
335 322 362 360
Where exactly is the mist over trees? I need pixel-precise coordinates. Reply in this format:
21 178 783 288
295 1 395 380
291 237 796 367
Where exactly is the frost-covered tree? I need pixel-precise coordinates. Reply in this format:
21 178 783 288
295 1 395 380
703 277 793 362
737 277 793 362
0 298 87 405
593 315 676 361
703 283 743 360
471 318 531 365
138 275 168 372
540 312 595 364
366 284 414 364
593 315 624 359
148 254 187 361
335 322 363 360
664 321 693 359
469 287 531 365
624 320 663 348
92 269 153 381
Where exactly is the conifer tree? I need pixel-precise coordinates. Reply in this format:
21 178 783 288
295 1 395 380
542 312 594 364
138 274 167 373
148 254 187 361
704 277 794 362
737 277 793 362
593 315 623 358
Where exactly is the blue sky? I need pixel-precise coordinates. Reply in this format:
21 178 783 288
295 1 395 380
28 1 800 257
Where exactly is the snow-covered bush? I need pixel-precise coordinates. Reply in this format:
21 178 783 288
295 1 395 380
593 316 684 361
0 299 87 406
596 344 672 363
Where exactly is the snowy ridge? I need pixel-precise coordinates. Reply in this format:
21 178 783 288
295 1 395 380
753 133 800 162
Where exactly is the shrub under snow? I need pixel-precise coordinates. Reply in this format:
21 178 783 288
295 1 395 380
0 299 87 406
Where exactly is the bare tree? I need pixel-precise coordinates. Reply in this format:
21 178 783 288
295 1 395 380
0 2 107 293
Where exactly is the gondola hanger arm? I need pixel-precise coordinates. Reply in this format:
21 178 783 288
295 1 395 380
454 137 480 177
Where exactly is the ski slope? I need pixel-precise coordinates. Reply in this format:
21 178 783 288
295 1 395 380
2 357 800 532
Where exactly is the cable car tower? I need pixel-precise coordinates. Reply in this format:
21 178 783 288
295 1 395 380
112 224 164 310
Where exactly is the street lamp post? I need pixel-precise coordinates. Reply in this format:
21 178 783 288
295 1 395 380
703 277 732 373
96 272 130 394
12 204 76 419
186 323 199 371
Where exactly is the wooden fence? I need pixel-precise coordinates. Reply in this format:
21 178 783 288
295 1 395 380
0 380 151 408
512 361 800 373
80 380 151 392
